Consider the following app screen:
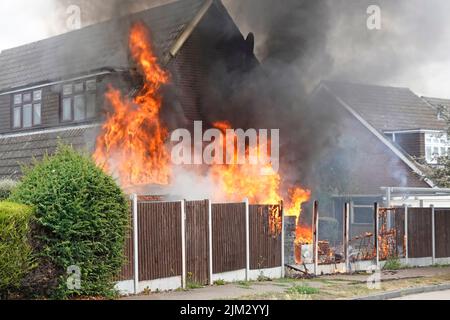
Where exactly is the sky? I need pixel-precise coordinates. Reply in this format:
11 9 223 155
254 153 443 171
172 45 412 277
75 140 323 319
0 0 449 99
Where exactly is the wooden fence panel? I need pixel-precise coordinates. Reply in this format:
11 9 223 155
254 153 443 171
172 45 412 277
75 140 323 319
249 205 282 269
138 201 182 281
435 209 450 258
408 208 432 258
185 200 210 285
212 203 246 274
393 207 406 258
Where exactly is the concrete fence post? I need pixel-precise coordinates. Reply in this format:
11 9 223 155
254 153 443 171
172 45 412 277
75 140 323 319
431 205 436 265
343 202 350 273
208 199 213 285
132 194 139 294
313 201 319 275
181 200 186 289
404 204 409 265
374 203 379 269
244 198 250 281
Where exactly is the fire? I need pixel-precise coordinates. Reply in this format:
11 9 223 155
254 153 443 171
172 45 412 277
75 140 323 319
210 122 311 236
210 121 282 205
296 225 313 245
94 23 312 238
94 23 171 187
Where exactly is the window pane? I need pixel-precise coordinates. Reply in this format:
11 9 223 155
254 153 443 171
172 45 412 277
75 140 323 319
353 207 373 224
23 93 32 103
74 95 85 121
63 84 73 96
33 90 42 101
23 104 32 128
13 107 21 128
62 98 72 121
86 93 96 118
74 82 84 93
33 103 41 125
14 94 22 105
86 80 96 91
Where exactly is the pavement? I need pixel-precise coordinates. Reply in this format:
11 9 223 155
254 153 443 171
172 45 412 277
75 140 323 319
122 282 288 300
123 266 450 300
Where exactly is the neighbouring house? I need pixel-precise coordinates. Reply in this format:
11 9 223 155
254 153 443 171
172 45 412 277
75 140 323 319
0 0 257 180
310 81 450 236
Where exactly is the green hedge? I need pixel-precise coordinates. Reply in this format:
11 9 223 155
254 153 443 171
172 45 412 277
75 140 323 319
0 201 33 298
10 145 129 299
0 179 17 201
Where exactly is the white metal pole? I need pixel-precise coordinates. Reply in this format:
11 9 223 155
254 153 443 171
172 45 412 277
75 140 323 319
281 201 285 278
404 205 409 265
244 198 250 281
132 194 139 294
181 200 186 289
208 200 213 285
431 205 436 265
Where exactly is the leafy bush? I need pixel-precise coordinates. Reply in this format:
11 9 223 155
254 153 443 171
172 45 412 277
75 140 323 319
0 179 17 200
10 145 129 299
0 201 33 299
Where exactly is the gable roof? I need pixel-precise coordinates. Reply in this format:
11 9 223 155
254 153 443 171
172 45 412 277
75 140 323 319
318 81 435 187
322 81 447 132
0 0 212 93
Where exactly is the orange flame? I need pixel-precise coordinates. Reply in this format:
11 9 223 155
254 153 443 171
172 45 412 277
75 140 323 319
94 23 171 187
94 23 312 238
209 122 311 237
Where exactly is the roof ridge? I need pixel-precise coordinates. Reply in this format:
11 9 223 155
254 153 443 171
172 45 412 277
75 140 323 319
0 0 207 57
321 79 411 91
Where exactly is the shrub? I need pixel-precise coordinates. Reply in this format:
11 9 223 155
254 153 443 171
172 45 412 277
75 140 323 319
0 179 17 201
0 201 33 299
10 145 129 299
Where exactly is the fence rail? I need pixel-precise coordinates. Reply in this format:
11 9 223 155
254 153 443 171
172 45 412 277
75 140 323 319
117 197 284 294
296 202 450 275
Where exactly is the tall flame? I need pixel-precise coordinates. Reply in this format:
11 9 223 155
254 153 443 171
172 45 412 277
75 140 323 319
94 23 171 187
94 23 311 241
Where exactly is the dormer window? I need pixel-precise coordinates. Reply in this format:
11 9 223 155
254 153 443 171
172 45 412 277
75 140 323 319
12 90 42 129
60 79 97 123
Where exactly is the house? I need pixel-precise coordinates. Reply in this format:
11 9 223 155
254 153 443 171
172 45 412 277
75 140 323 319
0 0 257 180
310 81 449 236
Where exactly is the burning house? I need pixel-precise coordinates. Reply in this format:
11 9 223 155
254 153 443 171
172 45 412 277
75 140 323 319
0 0 259 181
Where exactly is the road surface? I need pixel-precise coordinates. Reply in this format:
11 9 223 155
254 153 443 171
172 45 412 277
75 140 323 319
392 289 450 300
